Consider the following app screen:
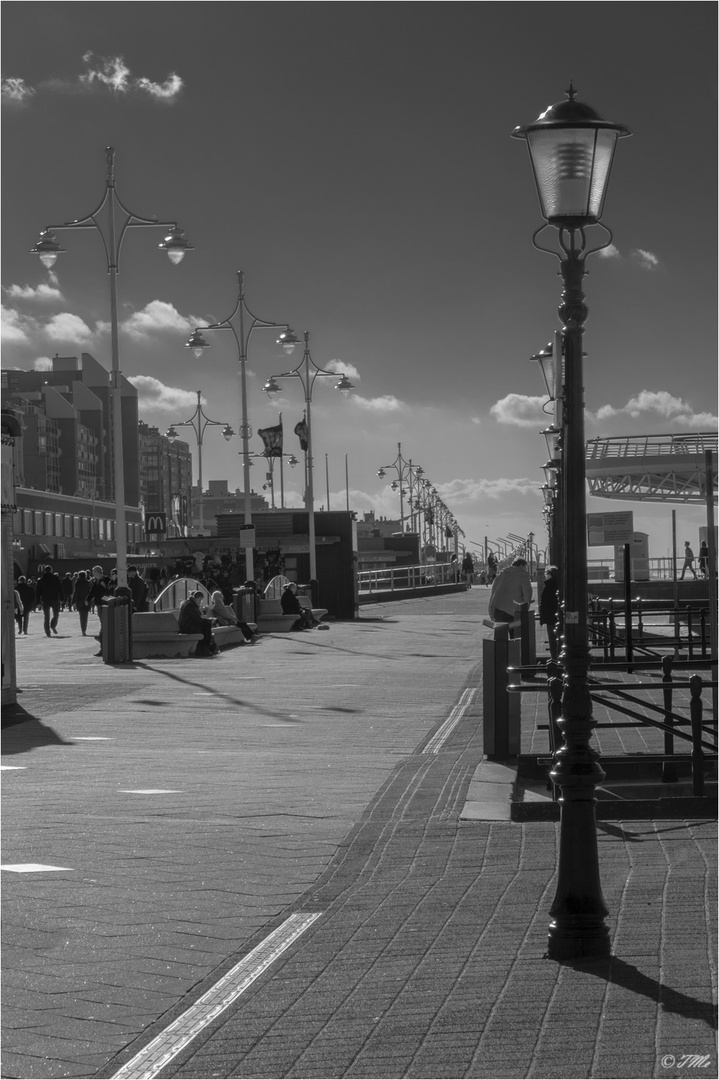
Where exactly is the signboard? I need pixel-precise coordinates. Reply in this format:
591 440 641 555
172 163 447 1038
145 512 167 537
239 525 256 548
587 511 634 547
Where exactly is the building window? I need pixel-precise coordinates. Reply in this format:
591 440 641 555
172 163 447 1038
55 513 64 537
24 510 33 534
65 514 73 537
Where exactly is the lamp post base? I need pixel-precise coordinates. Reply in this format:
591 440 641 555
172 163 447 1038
548 919 611 962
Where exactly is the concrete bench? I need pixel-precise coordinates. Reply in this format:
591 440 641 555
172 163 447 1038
131 611 202 659
255 596 328 633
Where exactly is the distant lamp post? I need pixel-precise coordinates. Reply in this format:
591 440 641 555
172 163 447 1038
376 443 423 532
184 270 294 580
32 147 192 587
264 331 354 581
166 391 231 535
514 84 630 960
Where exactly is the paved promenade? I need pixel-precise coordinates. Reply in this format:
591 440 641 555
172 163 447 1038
2 590 716 1080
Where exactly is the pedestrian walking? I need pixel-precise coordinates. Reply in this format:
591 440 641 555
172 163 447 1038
698 540 709 578
486 551 497 583
538 565 560 661
61 572 74 611
680 541 697 580
488 557 533 638
87 566 113 655
35 565 64 636
127 566 149 612
15 576 35 634
461 552 474 588
72 570 92 636
14 588 24 634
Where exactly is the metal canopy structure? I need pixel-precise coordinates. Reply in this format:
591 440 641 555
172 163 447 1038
586 433 718 503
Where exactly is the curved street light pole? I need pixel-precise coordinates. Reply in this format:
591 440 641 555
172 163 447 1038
166 391 232 535
32 147 192 588
265 331 353 581
186 271 293 581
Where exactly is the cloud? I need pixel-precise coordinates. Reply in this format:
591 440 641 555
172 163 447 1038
325 358 361 381
127 376 203 415
436 477 543 503
121 300 198 339
4 54 183 107
631 248 660 271
597 243 621 260
33 357 54 372
590 389 717 430
471 417 482 426
1 77 35 105
1 305 39 344
3 279 64 303
352 394 404 412
44 312 95 344
490 393 548 427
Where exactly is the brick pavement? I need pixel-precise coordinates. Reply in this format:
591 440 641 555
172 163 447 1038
3 592 717 1080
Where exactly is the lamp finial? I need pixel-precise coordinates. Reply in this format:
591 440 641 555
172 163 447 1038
565 81 577 101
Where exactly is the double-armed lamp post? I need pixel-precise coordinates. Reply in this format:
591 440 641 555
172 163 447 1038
264 331 353 581
377 443 424 533
185 271 293 582
513 85 630 960
32 147 192 588
166 391 233 535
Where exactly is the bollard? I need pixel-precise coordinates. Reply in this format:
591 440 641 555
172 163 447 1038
101 595 131 664
483 621 521 759
690 675 704 797
661 655 678 783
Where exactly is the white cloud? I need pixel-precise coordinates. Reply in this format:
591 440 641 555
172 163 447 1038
44 312 95 344
631 248 660 270
326 358 361 381
80 53 132 93
134 73 184 101
1 77 35 105
590 389 717 430
471 417 482 426
33 357 54 372
436 477 543 503
597 243 621 260
121 300 197 339
1 305 38 344
128 376 203 415
490 393 548 427
4 281 64 303
352 394 404 412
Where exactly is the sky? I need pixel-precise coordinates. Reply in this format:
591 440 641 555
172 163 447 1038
2 2 717 562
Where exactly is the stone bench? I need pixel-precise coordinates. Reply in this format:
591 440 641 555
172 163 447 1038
131 611 202 659
255 596 328 633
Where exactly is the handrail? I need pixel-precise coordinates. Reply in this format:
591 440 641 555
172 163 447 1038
358 561 460 594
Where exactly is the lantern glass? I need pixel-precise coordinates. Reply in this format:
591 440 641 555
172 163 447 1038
526 126 620 223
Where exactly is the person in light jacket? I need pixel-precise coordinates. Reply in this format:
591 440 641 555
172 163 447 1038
488 557 533 638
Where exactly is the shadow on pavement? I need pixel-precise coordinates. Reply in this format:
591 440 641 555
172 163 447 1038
1 706 75 753
568 957 718 1028
131 662 299 722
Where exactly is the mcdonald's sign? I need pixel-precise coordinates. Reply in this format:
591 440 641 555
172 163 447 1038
145 512 167 537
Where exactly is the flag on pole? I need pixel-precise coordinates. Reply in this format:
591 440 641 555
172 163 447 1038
258 423 283 457
294 418 308 451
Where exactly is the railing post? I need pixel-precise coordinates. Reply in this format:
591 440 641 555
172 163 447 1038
690 674 704 797
608 607 616 662
661 654 677 783
636 597 644 644
700 609 708 659
687 607 694 661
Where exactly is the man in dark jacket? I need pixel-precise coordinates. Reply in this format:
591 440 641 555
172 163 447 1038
127 566 149 612
35 565 64 637
179 591 217 656
16 576 35 634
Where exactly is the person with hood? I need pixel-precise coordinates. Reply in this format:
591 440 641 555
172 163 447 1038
488 557 533 638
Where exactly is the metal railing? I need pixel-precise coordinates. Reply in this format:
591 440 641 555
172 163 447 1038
358 561 460 595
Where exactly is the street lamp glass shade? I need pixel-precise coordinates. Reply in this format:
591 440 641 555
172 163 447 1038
391 481 398 491
377 468 386 478
31 229 65 268
222 425 235 441
165 426 179 441
512 87 630 224
542 426 561 461
335 374 354 398
263 377 281 400
289 455 299 468
277 329 299 355
158 226 193 264
186 330 210 357
531 344 556 400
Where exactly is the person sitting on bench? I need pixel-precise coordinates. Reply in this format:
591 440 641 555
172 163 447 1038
179 591 218 656
280 581 317 630
209 590 257 643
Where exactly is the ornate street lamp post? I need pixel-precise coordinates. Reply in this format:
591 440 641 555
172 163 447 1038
32 147 192 587
166 391 232 535
513 84 630 959
264 331 353 581
185 271 293 581
377 444 423 532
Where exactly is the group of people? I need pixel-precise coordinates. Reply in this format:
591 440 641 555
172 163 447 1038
485 556 560 661
460 551 499 589
680 540 711 580
14 564 150 640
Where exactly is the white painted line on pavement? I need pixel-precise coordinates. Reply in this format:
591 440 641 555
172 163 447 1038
111 910 322 1080
1 765 27 770
74 737 114 741
1 863 74 873
118 789 183 795
423 687 477 754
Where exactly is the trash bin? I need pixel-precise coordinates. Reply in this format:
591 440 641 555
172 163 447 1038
234 587 255 625
483 621 521 758
101 594 132 664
